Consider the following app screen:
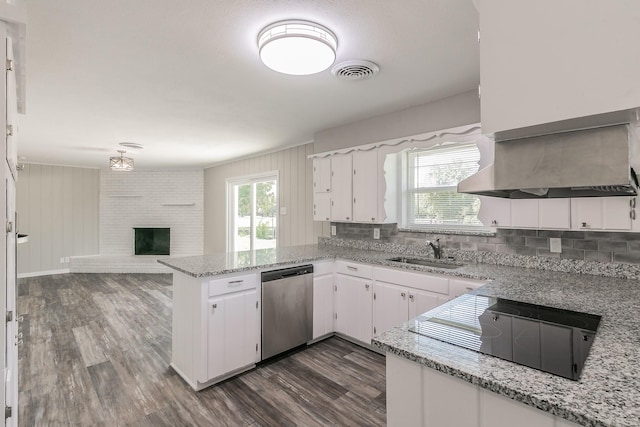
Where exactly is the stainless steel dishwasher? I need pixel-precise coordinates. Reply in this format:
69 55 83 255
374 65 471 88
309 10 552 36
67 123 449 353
261 264 313 360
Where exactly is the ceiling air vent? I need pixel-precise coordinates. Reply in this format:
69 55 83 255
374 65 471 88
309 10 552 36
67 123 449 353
331 60 379 81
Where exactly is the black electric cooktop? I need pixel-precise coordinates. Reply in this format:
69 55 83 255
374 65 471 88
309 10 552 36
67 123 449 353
408 294 601 380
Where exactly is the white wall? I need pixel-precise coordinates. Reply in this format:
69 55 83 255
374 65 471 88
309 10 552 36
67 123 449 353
204 143 327 254
16 164 99 275
314 90 480 153
100 169 203 257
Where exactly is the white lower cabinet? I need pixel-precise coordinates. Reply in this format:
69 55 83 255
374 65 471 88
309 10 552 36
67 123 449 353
373 282 411 336
373 280 449 336
312 261 335 339
171 271 260 390
373 266 485 336
207 288 259 380
386 353 581 427
334 261 374 344
335 273 373 344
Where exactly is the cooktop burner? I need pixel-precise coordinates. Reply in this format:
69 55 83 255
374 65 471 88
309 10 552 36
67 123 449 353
408 295 601 380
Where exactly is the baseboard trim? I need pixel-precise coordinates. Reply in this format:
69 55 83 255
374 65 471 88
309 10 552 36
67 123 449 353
18 268 70 278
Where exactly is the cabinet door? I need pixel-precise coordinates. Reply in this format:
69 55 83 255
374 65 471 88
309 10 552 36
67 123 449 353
352 150 379 222
330 154 353 221
313 157 331 193
313 192 331 221
571 198 603 230
478 196 511 227
373 282 408 336
313 273 334 339
408 289 447 319
510 199 538 229
354 278 373 343
335 274 372 344
207 289 258 380
602 197 632 230
538 199 570 229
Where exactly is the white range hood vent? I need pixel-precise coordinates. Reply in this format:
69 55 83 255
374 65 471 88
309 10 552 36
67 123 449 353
458 123 639 199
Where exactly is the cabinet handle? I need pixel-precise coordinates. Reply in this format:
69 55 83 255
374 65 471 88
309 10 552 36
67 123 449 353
400 292 406 298
409 294 414 302
228 280 243 286
212 303 217 309
491 220 497 226
326 188 330 192
581 222 588 228
347 266 358 271
365 284 370 290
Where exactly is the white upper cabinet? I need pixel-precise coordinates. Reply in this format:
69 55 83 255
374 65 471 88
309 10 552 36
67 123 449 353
312 157 331 193
480 1 640 135
352 150 380 222
538 199 571 229
313 192 331 222
330 154 353 221
571 197 632 230
479 196 511 227
510 199 539 229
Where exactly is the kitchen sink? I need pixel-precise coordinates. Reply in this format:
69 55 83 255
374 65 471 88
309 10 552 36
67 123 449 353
386 257 464 270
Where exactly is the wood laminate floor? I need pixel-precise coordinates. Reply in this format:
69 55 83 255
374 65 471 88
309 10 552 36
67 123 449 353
17 273 386 426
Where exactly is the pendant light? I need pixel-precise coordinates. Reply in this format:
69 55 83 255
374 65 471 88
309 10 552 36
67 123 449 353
258 20 337 75
109 149 134 171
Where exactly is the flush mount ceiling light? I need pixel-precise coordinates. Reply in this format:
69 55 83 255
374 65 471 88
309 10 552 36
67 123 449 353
109 149 134 171
258 20 337 75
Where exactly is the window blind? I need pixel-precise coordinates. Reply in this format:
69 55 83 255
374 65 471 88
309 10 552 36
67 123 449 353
407 143 482 228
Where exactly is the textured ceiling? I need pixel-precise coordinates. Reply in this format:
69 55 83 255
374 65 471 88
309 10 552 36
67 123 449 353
18 0 479 169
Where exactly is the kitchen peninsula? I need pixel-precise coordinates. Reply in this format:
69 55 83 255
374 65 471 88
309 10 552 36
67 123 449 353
160 242 640 427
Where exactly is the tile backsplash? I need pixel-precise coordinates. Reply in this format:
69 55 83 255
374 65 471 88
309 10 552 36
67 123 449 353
330 222 640 265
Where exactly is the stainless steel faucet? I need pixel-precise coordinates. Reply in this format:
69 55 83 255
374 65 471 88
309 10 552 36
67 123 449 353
427 238 442 259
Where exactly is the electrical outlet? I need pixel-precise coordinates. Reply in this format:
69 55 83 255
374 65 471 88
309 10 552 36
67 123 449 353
331 225 336 236
373 228 380 240
549 238 562 253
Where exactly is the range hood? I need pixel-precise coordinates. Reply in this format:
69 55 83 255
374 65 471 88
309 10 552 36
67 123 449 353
458 123 639 199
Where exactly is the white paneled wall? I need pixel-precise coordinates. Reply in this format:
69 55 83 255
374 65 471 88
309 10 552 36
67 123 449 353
100 169 203 256
16 164 99 275
204 143 329 253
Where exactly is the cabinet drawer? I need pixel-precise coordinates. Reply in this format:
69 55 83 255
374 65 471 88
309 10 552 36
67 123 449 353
373 266 449 295
335 260 373 279
449 278 487 299
209 273 258 297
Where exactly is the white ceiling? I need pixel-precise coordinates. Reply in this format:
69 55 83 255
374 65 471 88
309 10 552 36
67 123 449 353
18 0 479 169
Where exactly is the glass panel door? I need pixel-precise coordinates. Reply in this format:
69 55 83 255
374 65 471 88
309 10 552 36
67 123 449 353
228 174 277 252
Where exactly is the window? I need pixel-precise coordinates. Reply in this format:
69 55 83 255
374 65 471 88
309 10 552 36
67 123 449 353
406 143 481 228
227 173 278 252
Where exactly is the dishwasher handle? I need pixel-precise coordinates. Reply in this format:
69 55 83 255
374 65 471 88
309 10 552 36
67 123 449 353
261 264 314 282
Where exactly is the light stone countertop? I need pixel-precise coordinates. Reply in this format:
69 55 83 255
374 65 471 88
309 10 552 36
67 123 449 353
159 243 640 427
